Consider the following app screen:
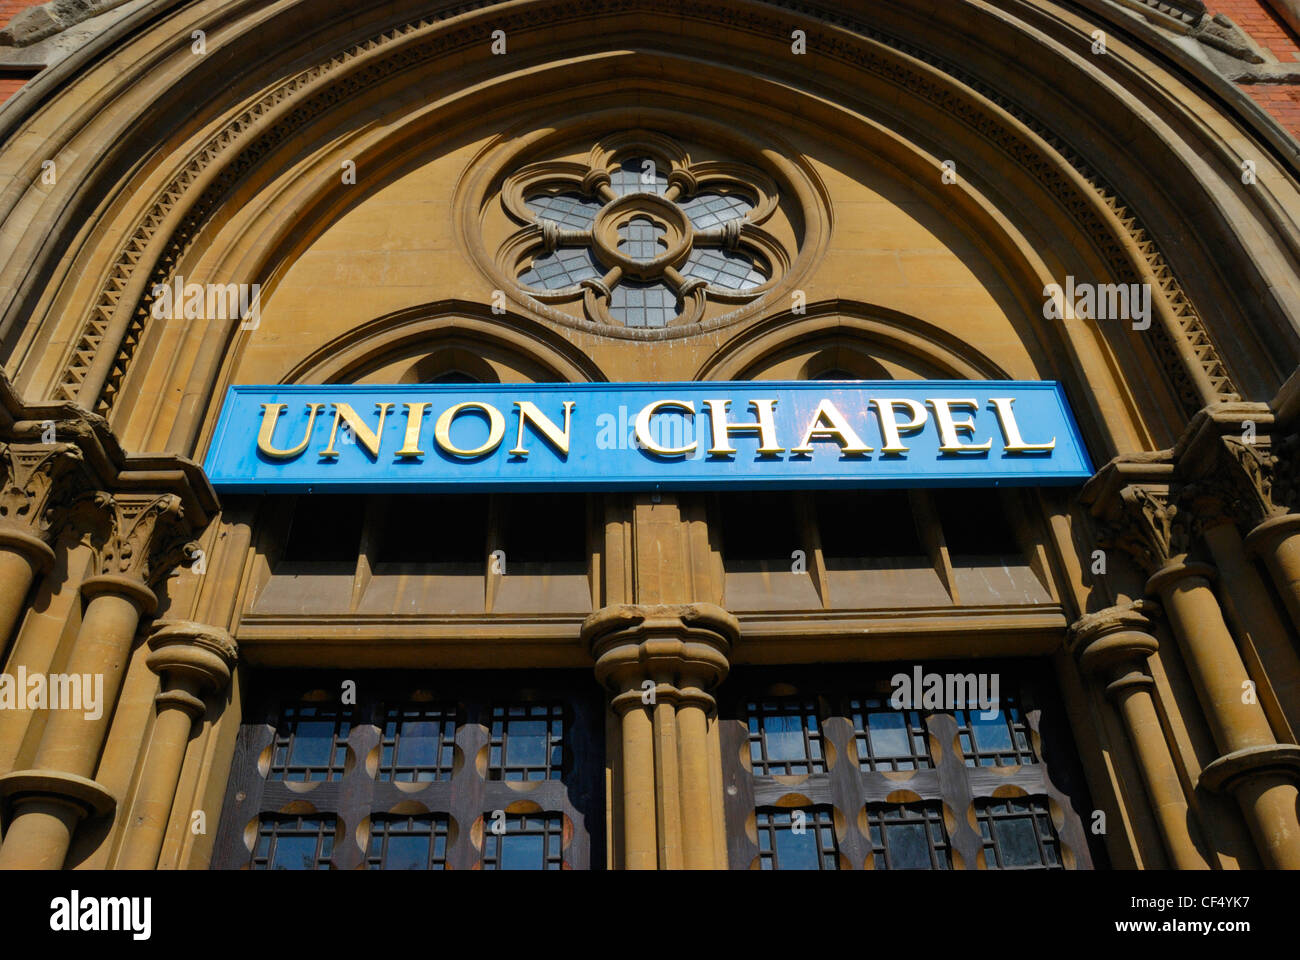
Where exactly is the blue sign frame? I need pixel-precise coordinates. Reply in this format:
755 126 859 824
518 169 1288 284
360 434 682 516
202 380 1093 492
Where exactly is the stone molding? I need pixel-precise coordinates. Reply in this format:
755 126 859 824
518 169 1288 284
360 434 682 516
31 0 1238 416
1068 598 1162 680
146 619 238 718
582 602 739 712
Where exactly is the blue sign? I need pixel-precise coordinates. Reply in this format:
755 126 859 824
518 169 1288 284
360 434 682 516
202 381 1092 492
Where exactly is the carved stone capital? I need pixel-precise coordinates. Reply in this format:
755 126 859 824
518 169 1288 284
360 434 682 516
0 441 89 555
582 603 738 711
1195 436 1288 531
1099 485 1193 575
1067 598 1162 682
146 620 238 716
88 492 192 587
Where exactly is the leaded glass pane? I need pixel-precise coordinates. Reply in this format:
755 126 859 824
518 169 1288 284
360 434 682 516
379 703 457 782
252 815 335 870
488 703 565 781
849 697 932 771
609 157 667 195
617 217 666 261
957 695 1036 767
977 797 1062 870
681 247 765 290
609 281 679 328
482 813 565 870
754 808 838 870
269 703 350 782
518 247 601 290
525 192 602 229
680 191 754 228
865 802 951 870
744 699 826 775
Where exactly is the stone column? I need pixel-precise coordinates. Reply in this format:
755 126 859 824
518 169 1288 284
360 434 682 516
116 620 236 870
1068 600 1206 869
0 442 86 655
582 602 737 870
1100 482 1300 869
1192 514 1300 741
0 493 188 870
1206 434 1300 633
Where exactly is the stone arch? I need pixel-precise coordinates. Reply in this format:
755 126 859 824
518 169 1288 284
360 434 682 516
696 300 1012 384
0 0 1295 464
276 301 606 386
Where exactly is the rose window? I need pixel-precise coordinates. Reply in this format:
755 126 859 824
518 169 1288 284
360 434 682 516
499 135 789 330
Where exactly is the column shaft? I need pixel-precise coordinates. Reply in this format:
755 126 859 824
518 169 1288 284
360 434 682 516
1109 673 1204 868
1203 522 1300 740
1154 567 1300 868
0 576 152 870
115 683 199 870
1156 574 1275 753
0 544 43 657
651 697 684 869
620 702 657 869
676 699 717 869
1252 520 1300 632
32 588 143 777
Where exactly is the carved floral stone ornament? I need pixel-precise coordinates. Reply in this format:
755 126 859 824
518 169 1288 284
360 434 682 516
494 132 796 333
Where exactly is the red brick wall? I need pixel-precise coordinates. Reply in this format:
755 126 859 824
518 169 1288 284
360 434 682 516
1204 0 1300 137
0 0 46 104
1205 0 1300 60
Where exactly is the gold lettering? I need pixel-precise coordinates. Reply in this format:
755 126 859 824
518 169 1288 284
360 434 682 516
395 402 429 458
257 402 324 460
927 398 993 453
635 399 697 456
704 399 784 456
872 398 928 454
989 397 1055 453
790 399 872 455
434 401 506 458
319 403 393 459
510 401 575 457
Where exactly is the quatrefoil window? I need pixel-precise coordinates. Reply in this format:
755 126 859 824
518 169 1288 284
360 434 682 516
499 136 789 330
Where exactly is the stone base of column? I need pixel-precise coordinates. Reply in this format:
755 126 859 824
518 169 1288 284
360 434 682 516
0 769 115 870
1200 743 1300 869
